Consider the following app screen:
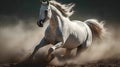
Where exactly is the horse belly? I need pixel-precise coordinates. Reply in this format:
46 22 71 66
63 35 81 49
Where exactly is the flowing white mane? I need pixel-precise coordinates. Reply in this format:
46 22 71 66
50 0 75 17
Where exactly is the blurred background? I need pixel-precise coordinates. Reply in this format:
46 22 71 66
0 0 120 23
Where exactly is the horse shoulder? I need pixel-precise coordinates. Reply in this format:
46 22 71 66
44 26 51 39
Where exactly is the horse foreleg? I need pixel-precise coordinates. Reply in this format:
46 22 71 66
47 42 63 62
30 37 49 60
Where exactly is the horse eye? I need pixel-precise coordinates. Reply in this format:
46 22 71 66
45 10 48 13
48 9 50 10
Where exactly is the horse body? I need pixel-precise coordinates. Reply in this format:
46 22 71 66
46 4 91 49
62 21 92 48
44 11 91 49
30 0 105 62
45 18 91 49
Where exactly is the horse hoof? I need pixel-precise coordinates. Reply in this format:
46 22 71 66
51 54 55 59
47 54 55 63
48 48 54 54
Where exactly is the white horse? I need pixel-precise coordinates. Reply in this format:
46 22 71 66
30 0 105 62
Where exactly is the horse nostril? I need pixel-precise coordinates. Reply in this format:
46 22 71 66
37 20 43 27
45 10 48 13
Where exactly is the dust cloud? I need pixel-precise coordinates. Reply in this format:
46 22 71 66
0 17 46 64
0 17 120 66
49 23 120 66
64 28 120 65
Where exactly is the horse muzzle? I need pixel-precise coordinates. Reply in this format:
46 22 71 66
37 20 44 27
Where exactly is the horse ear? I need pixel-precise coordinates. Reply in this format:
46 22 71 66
47 0 50 5
43 0 46 2
41 0 49 5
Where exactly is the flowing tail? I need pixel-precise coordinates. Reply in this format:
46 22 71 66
85 19 106 39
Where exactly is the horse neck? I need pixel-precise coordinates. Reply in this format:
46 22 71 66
49 5 65 31
49 14 59 31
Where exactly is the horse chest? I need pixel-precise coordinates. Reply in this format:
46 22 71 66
45 28 62 44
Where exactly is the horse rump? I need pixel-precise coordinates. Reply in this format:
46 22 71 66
85 19 106 39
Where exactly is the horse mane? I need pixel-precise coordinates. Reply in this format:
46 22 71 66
50 0 75 17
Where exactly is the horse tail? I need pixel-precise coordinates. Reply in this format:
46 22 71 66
85 19 106 39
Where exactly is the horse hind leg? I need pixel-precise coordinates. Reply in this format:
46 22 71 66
76 44 87 56
63 48 73 59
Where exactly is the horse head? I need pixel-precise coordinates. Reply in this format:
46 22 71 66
37 0 52 27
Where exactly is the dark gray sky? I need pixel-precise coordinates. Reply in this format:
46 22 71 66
0 0 120 21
